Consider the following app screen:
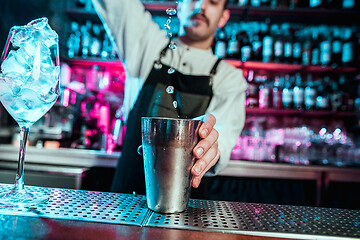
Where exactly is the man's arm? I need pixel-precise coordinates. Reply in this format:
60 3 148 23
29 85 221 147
91 0 168 79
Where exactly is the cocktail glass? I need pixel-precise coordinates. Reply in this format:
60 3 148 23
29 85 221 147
0 17 60 207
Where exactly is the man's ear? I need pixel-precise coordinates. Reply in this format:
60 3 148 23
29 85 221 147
218 9 230 28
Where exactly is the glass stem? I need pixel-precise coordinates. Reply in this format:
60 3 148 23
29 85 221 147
14 127 30 193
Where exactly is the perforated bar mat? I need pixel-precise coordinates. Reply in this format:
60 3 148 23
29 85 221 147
145 199 360 239
1 184 359 239
0 184 148 226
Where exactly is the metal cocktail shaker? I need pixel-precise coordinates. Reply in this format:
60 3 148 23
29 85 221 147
141 117 201 213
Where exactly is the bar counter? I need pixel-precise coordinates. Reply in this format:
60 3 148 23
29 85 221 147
0 184 359 240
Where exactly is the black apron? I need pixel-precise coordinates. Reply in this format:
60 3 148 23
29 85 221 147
111 45 222 194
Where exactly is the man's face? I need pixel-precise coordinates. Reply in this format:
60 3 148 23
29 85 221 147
177 0 229 42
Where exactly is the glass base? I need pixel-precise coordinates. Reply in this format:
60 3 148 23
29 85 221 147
0 188 48 208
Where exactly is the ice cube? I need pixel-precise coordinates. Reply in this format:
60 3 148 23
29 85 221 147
10 26 34 48
1 50 32 78
28 17 58 48
25 65 59 96
0 76 11 97
27 17 48 30
19 88 44 110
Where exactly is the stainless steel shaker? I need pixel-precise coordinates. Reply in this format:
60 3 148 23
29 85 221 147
141 117 201 213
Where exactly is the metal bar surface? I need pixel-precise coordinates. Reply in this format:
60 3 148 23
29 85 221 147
0 184 359 240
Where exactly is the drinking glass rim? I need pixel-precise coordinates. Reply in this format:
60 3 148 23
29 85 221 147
142 117 202 122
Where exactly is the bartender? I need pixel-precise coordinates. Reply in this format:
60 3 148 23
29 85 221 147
92 0 247 194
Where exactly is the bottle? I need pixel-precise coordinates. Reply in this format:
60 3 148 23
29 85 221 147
262 24 274 63
282 74 293 109
227 27 240 59
214 28 227 59
283 25 293 64
338 74 349 111
258 75 271 108
272 75 283 109
311 29 320 66
80 21 92 58
67 22 81 58
316 76 330 110
341 27 355 67
90 24 102 58
302 28 312 66
292 30 302 64
251 23 263 61
304 74 317 110
238 0 250 6
246 70 259 107
331 27 342 68
251 0 262 7
309 0 323 8
240 31 252 62
319 29 332 67
342 0 355 8
330 78 343 111
273 25 284 63
293 73 304 110
270 0 279 8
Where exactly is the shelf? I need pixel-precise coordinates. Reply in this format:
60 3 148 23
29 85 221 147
227 5 359 24
66 3 359 24
65 9 100 22
225 60 358 74
246 108 355 117
64 58 125 70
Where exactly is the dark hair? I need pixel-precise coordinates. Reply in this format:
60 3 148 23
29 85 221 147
224 0 229 9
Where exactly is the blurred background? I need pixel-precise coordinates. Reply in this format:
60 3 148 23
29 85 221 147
0 0 359 210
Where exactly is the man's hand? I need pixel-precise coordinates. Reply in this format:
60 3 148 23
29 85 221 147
191 114 219 188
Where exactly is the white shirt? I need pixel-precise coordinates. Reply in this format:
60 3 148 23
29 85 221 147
92 0 247 174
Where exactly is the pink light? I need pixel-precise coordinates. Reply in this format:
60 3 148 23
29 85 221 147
62 87 70 107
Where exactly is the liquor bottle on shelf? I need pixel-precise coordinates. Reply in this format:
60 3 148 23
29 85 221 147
240 30 252 62
316 76 330 110
90 24 102 58
227 27 240 59
251 23 263 61
311 29 320 66
292 30 302 64
293 73 304 110
262 23 274 63
341 27 355 67
214 28 227 59
302 28 312 66
282 74 294 109
309 0 324 8
319 28 332 67
330 79 343 111
272 75 283 109
283 24 293 64
246 70 259 107
331 27 342 68
258 75 271 108
66 22 81 58
273 24 284 63
238 0 250 6
251 0 262 7
80 21 92 58
304 73 317 111
342 0 356 9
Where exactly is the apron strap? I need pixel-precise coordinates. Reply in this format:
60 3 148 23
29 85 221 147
209 58 222 86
